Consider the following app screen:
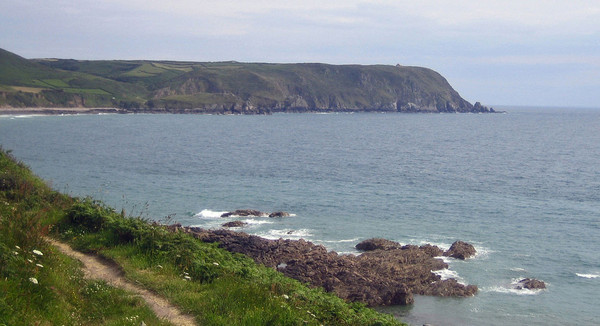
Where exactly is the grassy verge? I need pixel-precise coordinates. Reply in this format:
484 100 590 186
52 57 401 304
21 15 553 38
0 148 171 325
0 147 405 325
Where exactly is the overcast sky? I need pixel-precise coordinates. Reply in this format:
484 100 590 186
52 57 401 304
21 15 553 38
1 0 599 107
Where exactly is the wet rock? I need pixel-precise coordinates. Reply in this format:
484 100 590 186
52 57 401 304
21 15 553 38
221 209 265 218
222 221 247 228
419 244 445 257
516 278 546 290
443 241 477 260
269 211 291 217
355 238 402 251
185 227 478 306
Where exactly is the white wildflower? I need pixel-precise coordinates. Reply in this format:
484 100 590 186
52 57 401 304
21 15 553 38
15 245 21 249
32 249 43 256
29 277 38 284
183 275 191 280
27 259 33 263
36 264 44 268
282 294 289 299
213 262 219 266
13 251 18 255
157 265 163 269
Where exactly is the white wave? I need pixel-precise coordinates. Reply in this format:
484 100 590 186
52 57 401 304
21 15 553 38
485 277 546 295
1 114 45 119
337 251 359 256
485 286 544 296
320 238 361 243
432 268 466 285
258 229 313 240
510 267 527 272
194 209 228 218
472 246 493 259
576 273 600 279
435 255 452 264
242 219 274 225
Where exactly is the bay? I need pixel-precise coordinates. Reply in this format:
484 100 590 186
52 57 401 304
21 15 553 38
1 107 599 325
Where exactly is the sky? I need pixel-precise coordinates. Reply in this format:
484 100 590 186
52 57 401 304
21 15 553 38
1 0 599 107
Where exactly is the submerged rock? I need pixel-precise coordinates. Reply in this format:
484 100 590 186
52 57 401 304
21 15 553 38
269 211 291 217
221 209 265 218
443 241 477 260
222 221 247 228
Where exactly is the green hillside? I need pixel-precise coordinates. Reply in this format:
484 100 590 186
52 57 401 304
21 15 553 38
1 48 494 113
0 49 147 108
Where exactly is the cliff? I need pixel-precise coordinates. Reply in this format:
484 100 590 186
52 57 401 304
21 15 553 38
0 48 494 113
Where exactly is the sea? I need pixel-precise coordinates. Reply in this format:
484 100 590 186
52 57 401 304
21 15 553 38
1 107 599 326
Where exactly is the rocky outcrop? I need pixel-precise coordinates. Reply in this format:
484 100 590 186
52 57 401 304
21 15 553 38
221 209 266 218
221 209 292 218
222 221 247 228
443 241 477 260
269 211 291 217
355 238 402 251
181 227 478 306
516 278 546 290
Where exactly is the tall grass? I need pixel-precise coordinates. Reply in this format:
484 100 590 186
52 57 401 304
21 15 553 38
0 148 171 325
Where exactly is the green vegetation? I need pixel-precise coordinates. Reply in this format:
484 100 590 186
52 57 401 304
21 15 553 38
0 148 171 325
1 48 492 113
0 147 405 325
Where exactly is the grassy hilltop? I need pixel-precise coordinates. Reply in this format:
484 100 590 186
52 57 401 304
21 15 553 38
1 48 493 113
0 147 405 325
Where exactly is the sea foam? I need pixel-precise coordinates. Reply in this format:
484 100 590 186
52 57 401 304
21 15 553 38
242 219 274 225
194 209 228 218
576 273 599 279
258 229 313 240
432 268 467 285
484 278 546 295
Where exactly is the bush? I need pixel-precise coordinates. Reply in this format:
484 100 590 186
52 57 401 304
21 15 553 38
65 200 112 232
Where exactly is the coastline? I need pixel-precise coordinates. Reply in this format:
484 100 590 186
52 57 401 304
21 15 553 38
0 106 504 116
0 107 125 115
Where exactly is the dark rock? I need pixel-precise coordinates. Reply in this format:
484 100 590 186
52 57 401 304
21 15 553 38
222 221 247 228
419 244 445 257
221 209 265 218
185 227 478 306
516 278 546 290
355 238 402 251
269 211 291 217
443 241 477 260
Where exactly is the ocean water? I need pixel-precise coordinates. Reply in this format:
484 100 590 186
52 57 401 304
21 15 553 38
1 107 599 325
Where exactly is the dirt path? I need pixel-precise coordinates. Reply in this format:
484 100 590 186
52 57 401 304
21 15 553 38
46 238 197 326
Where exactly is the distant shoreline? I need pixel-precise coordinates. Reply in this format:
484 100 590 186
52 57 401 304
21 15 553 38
0 107 124 115
0 107 505 116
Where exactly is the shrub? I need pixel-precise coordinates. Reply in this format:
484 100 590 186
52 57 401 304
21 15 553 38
64 200 112 232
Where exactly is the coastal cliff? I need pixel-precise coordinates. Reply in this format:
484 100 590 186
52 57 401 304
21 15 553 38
0 48 494 113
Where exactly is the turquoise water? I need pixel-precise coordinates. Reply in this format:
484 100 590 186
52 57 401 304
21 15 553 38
1 108 599 325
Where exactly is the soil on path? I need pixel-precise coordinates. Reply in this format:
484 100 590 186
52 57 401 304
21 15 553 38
46 238 197 326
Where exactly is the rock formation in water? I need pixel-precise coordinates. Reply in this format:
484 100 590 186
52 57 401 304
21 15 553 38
180 227 478 306
515 278 546 290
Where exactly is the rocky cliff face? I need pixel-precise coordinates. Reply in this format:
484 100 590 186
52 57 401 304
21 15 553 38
150 63 491 114
2 47 494 113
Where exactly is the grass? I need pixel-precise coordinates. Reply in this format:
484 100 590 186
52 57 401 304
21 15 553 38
0 147 406 326
0 148 172 326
